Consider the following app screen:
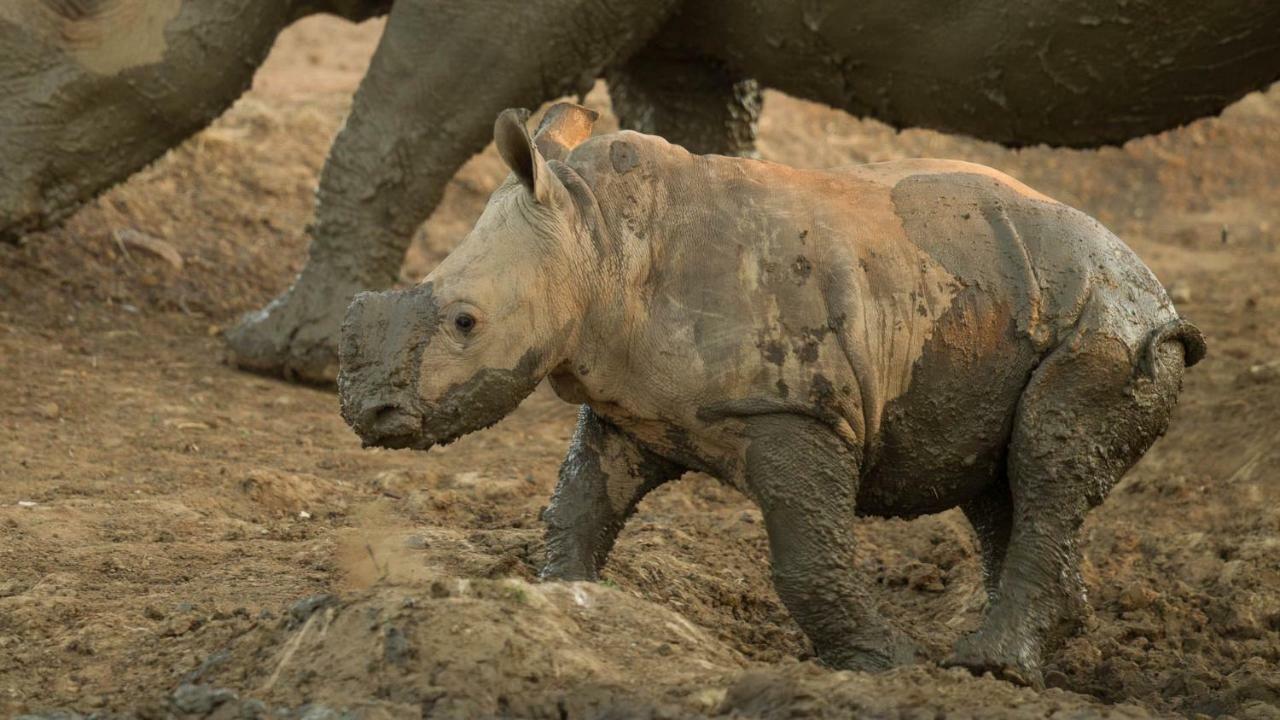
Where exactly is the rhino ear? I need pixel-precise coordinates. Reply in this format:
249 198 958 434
533 102 599 162
495 108 554 203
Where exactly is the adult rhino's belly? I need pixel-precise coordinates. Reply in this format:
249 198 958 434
856 287 1041 517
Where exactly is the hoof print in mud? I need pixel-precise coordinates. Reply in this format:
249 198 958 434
337 104 1203 682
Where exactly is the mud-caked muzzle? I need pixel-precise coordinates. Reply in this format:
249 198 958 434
337 285 440 449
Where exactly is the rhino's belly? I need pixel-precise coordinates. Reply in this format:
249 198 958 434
855 290 1042 518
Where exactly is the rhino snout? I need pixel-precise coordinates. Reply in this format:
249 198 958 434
351 400 428 450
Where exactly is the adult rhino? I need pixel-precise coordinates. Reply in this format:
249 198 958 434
2 0 1276 382
338 104 1205 686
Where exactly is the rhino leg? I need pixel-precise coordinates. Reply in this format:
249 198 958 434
541 406 684 582
607 44 761 157
961 480 1013 606
745 414 917 672
0 0 308 243
225 0 679 384
948 336 1186 688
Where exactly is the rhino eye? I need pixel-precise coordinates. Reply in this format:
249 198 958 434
454 313 476 334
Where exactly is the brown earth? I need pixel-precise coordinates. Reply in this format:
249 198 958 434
2 15 1279 720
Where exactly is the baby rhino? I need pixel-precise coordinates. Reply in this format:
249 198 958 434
337 103 1204 686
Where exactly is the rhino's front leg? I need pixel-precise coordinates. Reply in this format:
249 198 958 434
541 406 684 582
744 415 917 672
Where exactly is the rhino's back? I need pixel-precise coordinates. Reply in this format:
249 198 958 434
865 158 1176 354
566 136 1173 510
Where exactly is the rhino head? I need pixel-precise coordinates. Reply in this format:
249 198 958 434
338 103 600 450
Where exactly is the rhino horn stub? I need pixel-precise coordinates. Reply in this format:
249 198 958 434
337 285 440 426
533 102 599 161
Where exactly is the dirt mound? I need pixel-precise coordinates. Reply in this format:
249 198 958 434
181 581 738 719
122 582 1156 720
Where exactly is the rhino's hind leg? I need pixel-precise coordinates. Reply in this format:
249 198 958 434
541 407 683 582
948 336 1186 687
607 44 761 157
961 481 1013 606
745 415 916 672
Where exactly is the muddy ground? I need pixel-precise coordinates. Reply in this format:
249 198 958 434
2 16 1280 720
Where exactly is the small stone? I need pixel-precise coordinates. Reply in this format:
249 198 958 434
288 594 338 627
371 469 412 497
1118 583 1157 611
161 614 202 637
298 705 345 720
688 688 728 713
1166 281 1193 305
114 228 184 271
171 683 236 714
1244 361 1280 384
906 562 946 593
144 605 166 621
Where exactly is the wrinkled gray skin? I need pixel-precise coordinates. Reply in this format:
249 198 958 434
338 105 1206 686
1 0 1272 383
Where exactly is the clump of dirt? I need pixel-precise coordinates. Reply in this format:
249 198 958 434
3 14 1280 720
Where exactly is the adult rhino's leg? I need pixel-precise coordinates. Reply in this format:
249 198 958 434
745 414 916 672
948 337 1186 688
607 42 760 157
960 480 1013 606
0 0 319 242
226 0 679 383
542 406 684 582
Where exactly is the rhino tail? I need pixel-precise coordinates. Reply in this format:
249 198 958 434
1138 318 1206 378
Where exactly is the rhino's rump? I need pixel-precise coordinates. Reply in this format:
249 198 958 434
851 168 1175 515
853 283 1040 516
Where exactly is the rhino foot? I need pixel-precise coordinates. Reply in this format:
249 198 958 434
944 632 1045 689
825 631 920 674
225 272 358 385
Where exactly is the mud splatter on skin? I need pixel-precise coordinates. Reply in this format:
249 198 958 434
609 141 640 175
791 255 812 284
